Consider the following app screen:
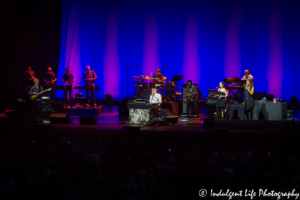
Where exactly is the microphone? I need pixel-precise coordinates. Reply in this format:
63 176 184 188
216 86 220 88
136 65 139 68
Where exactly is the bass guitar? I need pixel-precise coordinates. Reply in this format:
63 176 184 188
30 88 52 101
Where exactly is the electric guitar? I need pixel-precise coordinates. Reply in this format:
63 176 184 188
30 88 52 101
185 92 197 101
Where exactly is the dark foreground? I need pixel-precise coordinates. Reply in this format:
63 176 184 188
0 112 300 200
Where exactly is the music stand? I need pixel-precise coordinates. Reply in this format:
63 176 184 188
170 75 184 82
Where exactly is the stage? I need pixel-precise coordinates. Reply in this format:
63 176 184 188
1 107 300 140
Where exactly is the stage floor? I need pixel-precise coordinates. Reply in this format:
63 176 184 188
0 106 299 137
1 110 299 135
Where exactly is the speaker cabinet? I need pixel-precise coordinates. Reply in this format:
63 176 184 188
50 113 71 124
42 100 51 112
206 104 216 117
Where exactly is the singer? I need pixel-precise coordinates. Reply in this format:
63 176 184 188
149 88 162 118
216 81 228 119
149 88 162 104
244 79 255 120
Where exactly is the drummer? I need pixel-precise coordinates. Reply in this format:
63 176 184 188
151 69 164 83
150 69 165 98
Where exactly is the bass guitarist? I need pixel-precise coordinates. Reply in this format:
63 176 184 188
185 80 198 120
43 67 57 100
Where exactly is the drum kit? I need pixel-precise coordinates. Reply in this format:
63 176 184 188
132 74 179 99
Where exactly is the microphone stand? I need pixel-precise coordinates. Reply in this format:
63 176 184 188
126 65 139 99
161 65 168 100
161 64 168 76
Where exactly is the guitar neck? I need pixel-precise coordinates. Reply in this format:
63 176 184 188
36 90 48 96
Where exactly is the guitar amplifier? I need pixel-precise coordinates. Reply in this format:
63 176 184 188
206 96 217 117
208 89 218 97
206 96 218 104
42 99 51 112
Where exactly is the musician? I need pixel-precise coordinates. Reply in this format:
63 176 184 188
185 80 198 119
62 67 74 107
241 69 254 84
43 67 57 100
83 65 97 106
216 81 228 119
151 69 164 97
149 88 162 104
23 66 36 93
29 79 44 120
244 79 255 120
152 69 164 83
149 88 162 118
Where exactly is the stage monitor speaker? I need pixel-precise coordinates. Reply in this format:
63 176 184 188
160 102 180 116
50 113 71 124
162 116 178 124
145 118 165 126
158 108 176 117
79 116 97 125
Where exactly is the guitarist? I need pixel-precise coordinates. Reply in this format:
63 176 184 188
29 79 44 120
185 80 198 120
43 67 57 100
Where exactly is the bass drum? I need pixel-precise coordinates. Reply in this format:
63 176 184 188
164 83 170 90
170 81 177 90
149 82 155 89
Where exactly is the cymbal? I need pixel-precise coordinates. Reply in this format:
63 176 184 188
156 76 167 82
133 75 150 80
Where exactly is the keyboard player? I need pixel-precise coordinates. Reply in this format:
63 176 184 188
241 69 254 84
149 88 162 118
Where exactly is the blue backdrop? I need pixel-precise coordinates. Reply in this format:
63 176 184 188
57 0 300 101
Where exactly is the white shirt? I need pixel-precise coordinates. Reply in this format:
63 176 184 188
149 93 162 104
241 74 254 83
